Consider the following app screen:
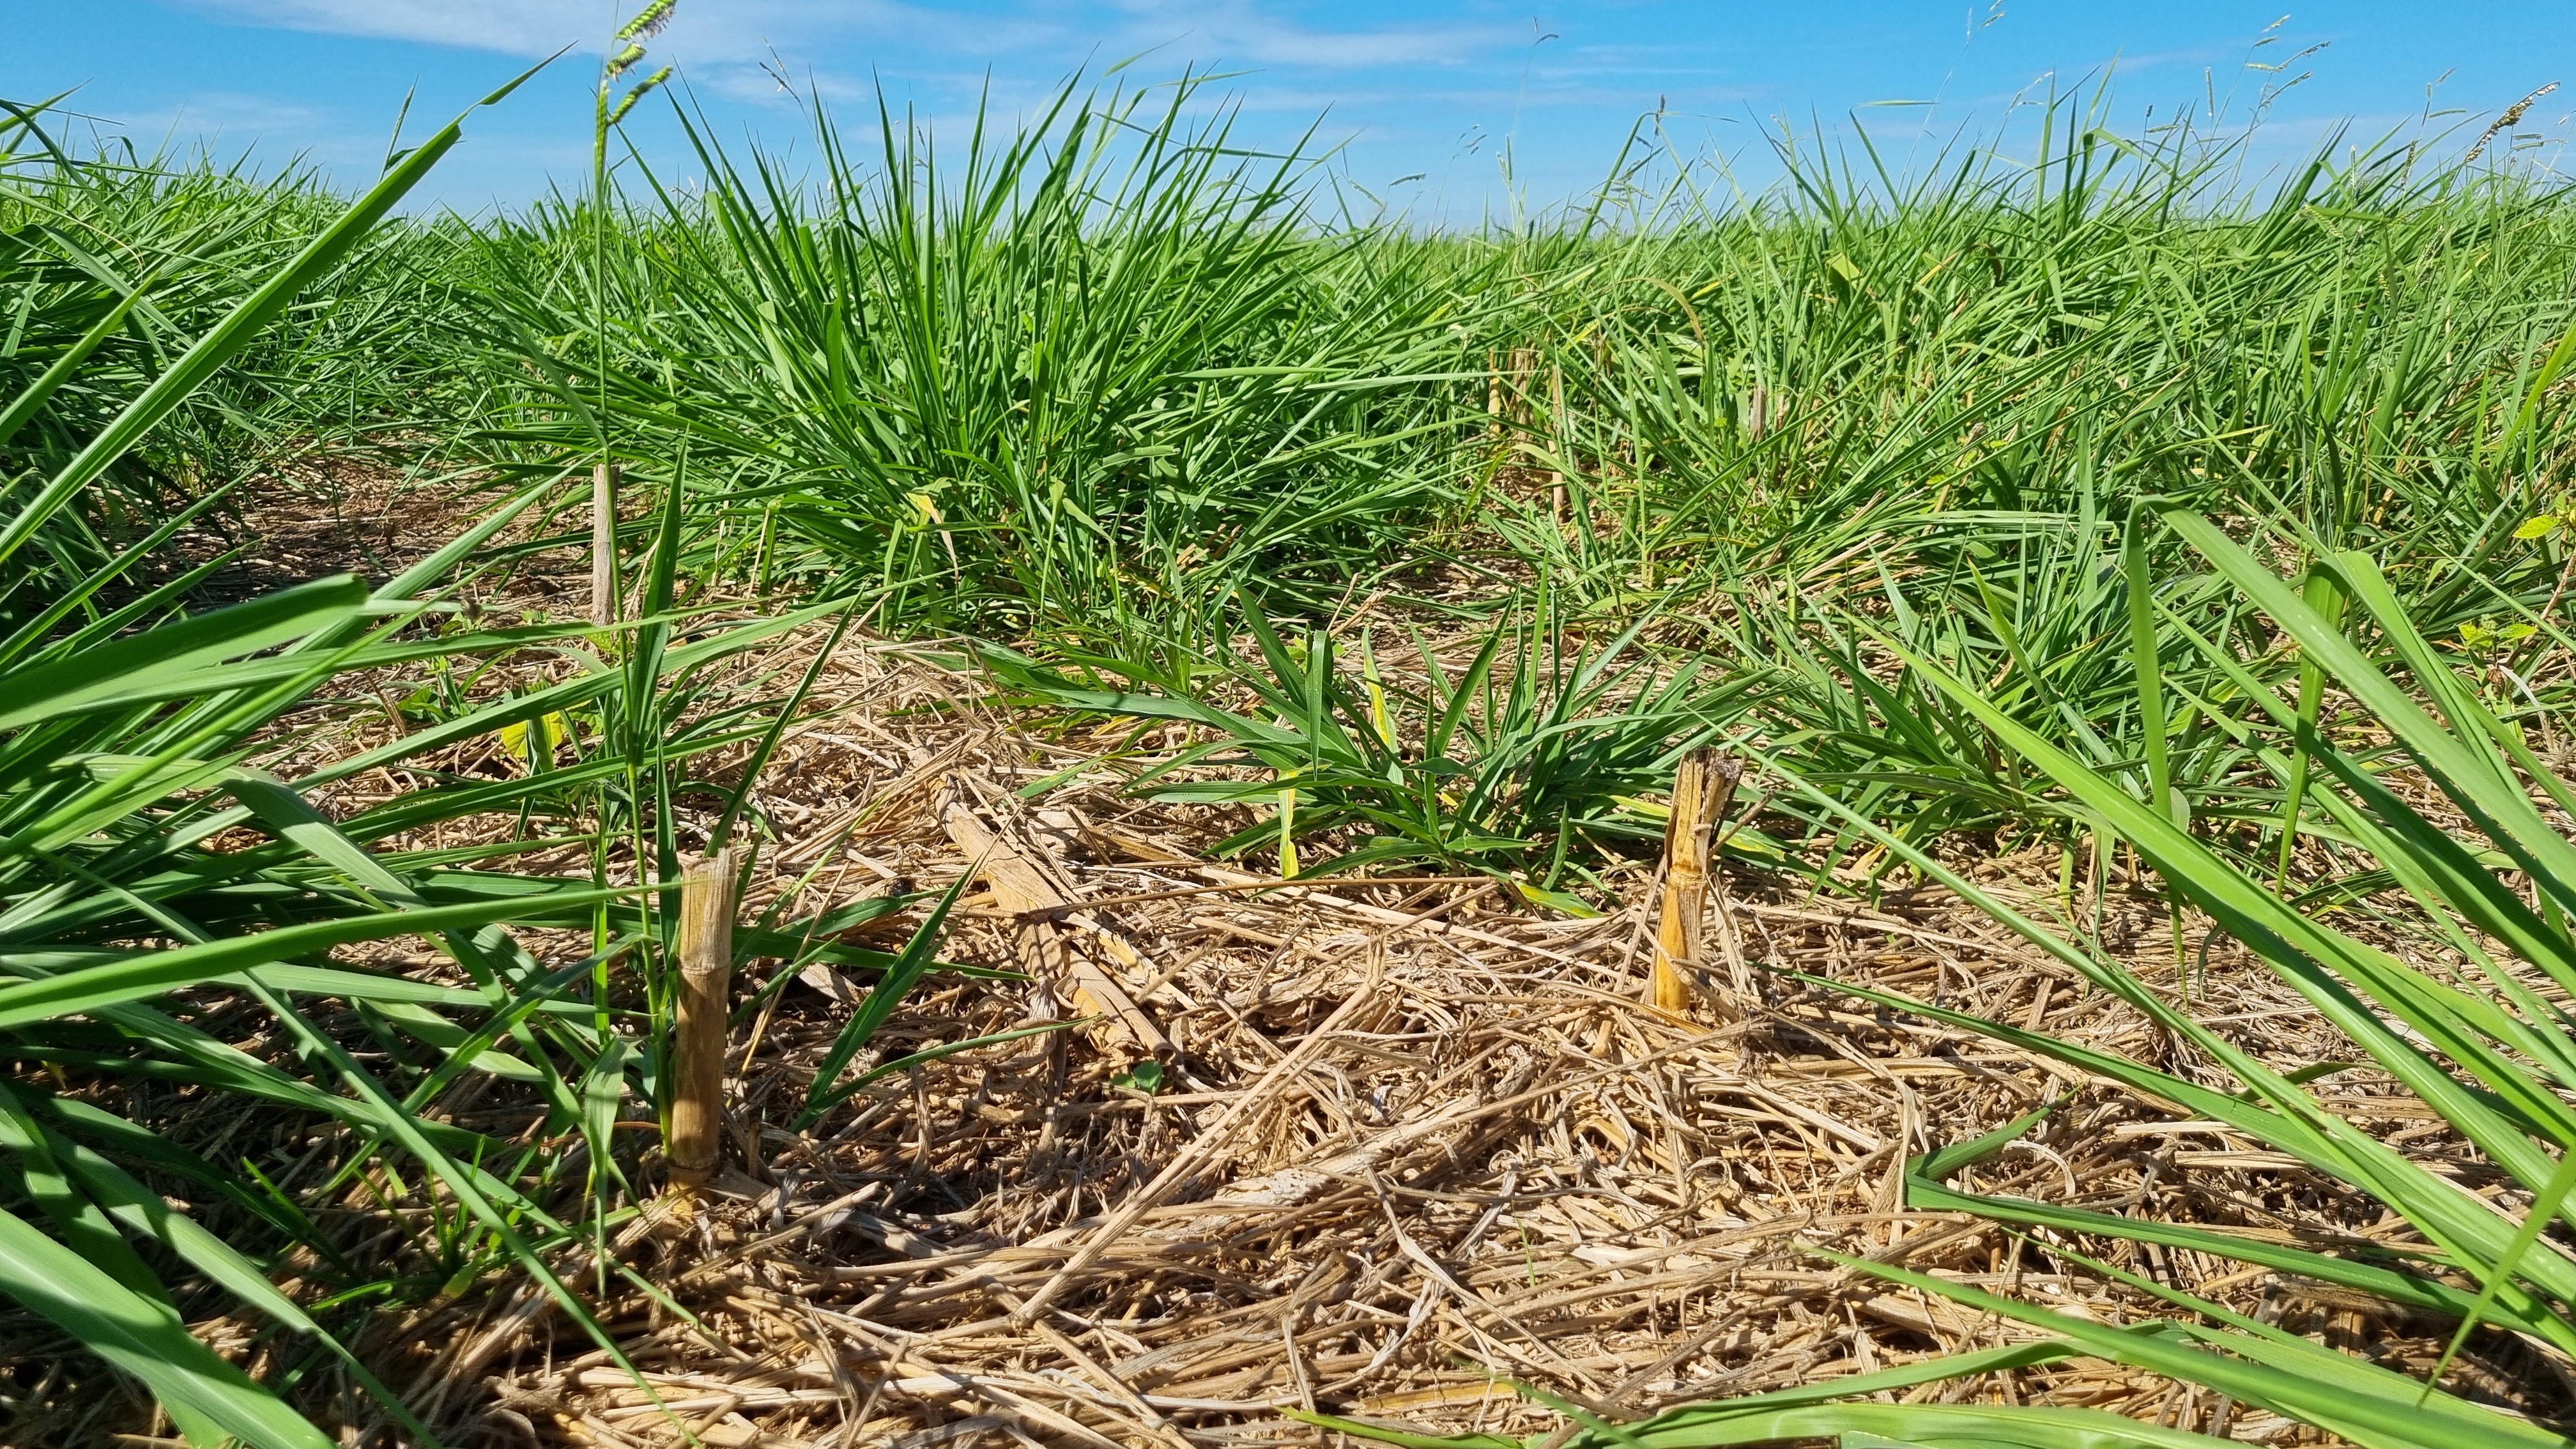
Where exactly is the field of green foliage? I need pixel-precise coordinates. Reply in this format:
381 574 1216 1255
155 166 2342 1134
6 34 2576 1449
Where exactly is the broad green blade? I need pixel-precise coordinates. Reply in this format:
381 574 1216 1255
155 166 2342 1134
0 1205 337 1449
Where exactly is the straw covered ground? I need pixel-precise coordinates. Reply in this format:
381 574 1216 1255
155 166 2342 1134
346 660 2552 1448
22 483 2530 1449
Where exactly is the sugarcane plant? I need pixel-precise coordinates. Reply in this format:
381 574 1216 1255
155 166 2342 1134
1301 502 2576 1449
979 597 1738 908
0 75 956 1446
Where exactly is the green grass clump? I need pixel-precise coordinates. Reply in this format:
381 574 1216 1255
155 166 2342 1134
982 599 1735 903
450 75 2576 848
470 71 1486 636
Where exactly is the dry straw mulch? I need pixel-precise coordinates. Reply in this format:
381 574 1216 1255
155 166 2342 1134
8 479 2549 1446
318 633 2522 1449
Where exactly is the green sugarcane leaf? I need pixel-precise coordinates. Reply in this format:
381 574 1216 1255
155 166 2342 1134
0 574 367 733
1825 1251 2563 1449
0 1204 337 1449
795 870 970 1128
0 888 629 1029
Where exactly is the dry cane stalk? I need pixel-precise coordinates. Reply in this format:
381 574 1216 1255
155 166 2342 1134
591 461 621 628
1650 751 1743 1013
666 849 737 1193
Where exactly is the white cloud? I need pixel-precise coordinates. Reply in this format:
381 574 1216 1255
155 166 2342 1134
150 0 1761 208
177 0 938 63
180 0 1526 77
85 90 349 162
181 0 613 56
137 91 328 135
1095 0 1517 70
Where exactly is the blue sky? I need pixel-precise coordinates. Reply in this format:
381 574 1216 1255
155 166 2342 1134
9 1 2572 218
